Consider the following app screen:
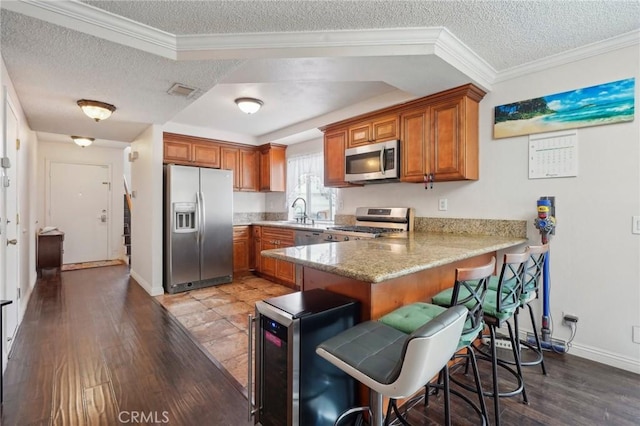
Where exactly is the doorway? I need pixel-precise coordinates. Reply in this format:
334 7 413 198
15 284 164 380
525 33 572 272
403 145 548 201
2 92 19 352
47 162 111 264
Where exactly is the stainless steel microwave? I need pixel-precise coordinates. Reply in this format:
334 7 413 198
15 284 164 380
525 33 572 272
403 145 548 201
344 139 400 183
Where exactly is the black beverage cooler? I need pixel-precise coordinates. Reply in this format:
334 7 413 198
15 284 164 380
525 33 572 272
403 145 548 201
252 289 359 426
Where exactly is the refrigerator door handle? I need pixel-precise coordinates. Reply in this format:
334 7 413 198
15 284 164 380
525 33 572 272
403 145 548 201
198 190 205 265
195 191 201 244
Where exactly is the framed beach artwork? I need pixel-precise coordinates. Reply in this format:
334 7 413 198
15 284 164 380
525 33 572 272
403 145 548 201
493 78 635 139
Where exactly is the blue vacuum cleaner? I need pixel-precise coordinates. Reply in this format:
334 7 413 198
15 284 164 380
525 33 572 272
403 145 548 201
534 197 556 344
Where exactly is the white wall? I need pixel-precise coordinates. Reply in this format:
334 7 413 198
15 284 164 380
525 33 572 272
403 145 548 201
37 141 126 262
337 45 640 372
129 125 164 296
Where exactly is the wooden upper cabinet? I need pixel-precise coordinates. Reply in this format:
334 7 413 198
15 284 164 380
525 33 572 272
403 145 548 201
192 142 221 168
164 132 261 191
324 129 353 188
347 115 399 148
429 93 480 181
401 92 480 182
164 139 192 164
240 149 259 191
259 144 286 192
400 107 429 182
163 133 220 168
348 122 371 147
221 147 259 191
221 147 241 189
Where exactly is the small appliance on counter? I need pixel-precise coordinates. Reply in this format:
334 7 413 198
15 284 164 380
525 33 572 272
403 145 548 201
163 164 233 294
249 289 360 426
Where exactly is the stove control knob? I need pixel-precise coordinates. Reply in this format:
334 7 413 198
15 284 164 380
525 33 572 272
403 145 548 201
326 234 333 240
343 236 350 241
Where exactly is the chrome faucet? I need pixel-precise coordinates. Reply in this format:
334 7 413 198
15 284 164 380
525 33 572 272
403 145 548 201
291 197 308 224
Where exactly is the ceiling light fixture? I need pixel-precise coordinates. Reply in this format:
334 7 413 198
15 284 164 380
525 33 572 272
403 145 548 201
71 136 94 147
77 99 116 122
235 97 263 114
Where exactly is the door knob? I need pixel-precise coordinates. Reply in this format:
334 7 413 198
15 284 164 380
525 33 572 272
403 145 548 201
100 209 107 223
7 239 17 245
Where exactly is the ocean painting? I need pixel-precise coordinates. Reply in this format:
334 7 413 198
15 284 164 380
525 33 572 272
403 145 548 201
494 78 635 139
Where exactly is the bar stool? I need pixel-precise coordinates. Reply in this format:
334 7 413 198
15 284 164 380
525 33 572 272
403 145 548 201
378 257 496 425
484 245 549 374
460 249 530 426
316 305 468 426
514 244 549 373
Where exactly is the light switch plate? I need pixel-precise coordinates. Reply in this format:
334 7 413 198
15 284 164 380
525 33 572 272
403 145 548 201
633 216 640 235
439 198 448 211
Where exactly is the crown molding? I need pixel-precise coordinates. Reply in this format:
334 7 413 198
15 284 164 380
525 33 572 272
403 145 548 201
432 28 496 92
2 0 177 58
4 0 635 89
175 27 444 59
495 29 640 83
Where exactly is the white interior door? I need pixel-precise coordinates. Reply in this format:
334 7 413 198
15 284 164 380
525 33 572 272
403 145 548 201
3 92 19 350
49 162 110 264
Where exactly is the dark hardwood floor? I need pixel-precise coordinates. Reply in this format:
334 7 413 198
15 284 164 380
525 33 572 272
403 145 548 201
1 265 252 426
2 265 639 425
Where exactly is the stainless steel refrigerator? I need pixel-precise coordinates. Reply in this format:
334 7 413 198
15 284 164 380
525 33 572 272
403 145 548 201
164 164 233 294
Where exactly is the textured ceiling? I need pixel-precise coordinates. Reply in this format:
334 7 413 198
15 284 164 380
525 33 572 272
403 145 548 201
1 1 639 145
83 0 640 70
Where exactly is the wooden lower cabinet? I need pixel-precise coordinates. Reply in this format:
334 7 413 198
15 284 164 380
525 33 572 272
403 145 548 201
254 226 296 287
232 226 251 273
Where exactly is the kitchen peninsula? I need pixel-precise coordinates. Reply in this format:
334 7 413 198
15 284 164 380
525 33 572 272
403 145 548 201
261 232 527 321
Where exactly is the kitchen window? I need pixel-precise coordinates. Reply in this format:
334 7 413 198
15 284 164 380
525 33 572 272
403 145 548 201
287 152 336 222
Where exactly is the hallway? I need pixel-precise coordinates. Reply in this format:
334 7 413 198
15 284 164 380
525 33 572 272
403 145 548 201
1 265 252 425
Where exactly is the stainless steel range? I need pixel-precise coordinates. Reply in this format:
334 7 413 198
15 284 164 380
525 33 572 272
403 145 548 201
324 207 414 242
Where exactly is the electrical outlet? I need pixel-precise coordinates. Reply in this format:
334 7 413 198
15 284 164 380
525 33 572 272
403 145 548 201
633 216 640 235
563 314 578 326
438 198 448 211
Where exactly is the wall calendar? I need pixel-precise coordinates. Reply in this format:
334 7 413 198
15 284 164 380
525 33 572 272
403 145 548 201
528 130 578 179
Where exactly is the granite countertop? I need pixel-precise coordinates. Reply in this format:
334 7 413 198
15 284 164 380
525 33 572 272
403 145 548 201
261 232 527 283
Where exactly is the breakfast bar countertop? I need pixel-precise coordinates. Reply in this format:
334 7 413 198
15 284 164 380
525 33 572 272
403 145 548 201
261 232 527 283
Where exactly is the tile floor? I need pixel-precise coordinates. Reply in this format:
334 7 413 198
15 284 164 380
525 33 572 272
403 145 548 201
155 273 294 390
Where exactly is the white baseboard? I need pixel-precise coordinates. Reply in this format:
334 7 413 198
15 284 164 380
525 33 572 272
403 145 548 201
567 343 640 374
130 269 164 296
516 327 640 374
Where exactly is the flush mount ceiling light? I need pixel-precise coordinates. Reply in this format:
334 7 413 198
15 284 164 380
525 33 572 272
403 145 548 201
235 97 263 114
71 135 94 147
77 99 116 122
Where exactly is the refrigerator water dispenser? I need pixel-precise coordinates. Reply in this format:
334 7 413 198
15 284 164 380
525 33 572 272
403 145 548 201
173 202 197 233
